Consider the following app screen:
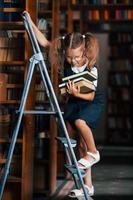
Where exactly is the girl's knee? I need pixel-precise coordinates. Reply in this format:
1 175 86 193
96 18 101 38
75 119 86 127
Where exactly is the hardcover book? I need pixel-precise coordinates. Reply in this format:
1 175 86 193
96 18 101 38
62 70 97 82
59 77 96 94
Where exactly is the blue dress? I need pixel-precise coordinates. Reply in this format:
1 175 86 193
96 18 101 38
63 64 104 129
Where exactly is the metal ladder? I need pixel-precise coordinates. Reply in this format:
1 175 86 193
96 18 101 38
0 11 89 200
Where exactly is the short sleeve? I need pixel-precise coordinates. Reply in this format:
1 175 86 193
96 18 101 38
91 66 98 87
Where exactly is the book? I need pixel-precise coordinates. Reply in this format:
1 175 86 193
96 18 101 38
62 70 97 82
59 77 96 94
0 73 8 101
59 70 97 94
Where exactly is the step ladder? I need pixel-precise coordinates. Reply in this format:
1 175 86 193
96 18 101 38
0 11 89 200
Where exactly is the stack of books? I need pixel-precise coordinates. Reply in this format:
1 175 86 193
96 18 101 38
59 71 97 94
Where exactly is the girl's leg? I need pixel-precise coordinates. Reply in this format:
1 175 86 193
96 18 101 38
78 136 93 187
66 121 74 138
75 119 97 154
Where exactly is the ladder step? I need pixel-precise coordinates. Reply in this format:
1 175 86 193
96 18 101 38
16 110 58 115
56 137 77 148
65 164 86 178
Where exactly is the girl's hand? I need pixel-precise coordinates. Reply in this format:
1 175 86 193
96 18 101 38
66 80 80 96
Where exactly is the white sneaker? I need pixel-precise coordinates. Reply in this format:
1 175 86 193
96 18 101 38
78 150 100 169
68 185 94 198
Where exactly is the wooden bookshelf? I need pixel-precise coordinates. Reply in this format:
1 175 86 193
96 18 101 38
106 31 133 145
65 1 133 33
34 0 62 198
0 1 37 200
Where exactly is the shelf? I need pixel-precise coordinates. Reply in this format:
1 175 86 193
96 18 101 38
6 84 23 88
0 22 24 30
71 4 133 10
7 176 21 183
3 8 23 12
0 138 23 143
82 19 133 23
0 100 20 104
2 70 24 74
0 159 6 164
34 189 49 195
0 61 25 65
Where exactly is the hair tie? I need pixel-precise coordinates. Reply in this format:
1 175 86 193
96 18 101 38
82 35 85 38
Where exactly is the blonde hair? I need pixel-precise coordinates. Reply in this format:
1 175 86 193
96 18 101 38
49 32 99 71
84 32 99 68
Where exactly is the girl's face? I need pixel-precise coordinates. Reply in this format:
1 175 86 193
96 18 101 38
65 45 86 67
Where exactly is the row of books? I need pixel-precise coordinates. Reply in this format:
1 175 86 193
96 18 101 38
7 88 22 100
0 65 24 72
109 73 130 86
0 49 24 61
8 74 23 84
38 1 52 12
0 35 24 61
0 36 24 48
34 105 50 159
110 60 132 70
108 116 132 130
109 33 133 43
35 132 50 160
36 92 47 102
35 114 50 134
2 0 20 3
0 73 22 101
71 0 133 5
82 10 133 20
110 48 133 59
109 88 130 101
0 31 23 38
0 12 22 21
108 87 131 100
108 103 131 114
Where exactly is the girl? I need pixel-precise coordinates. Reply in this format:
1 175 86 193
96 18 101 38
31 16 104 198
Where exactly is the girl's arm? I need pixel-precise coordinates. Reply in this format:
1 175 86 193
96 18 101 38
26 12 51 48
74 91 95 101
67 80 95 101
31 21 51 47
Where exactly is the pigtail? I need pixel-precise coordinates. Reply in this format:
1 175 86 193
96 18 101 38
48 37 65 74
84 32 99 69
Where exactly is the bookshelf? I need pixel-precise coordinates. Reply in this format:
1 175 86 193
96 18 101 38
0 0 37 200
66 1 133 33
33 0 63 198
106 31 133 145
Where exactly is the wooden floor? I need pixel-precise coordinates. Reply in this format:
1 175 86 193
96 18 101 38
34 145 133 200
